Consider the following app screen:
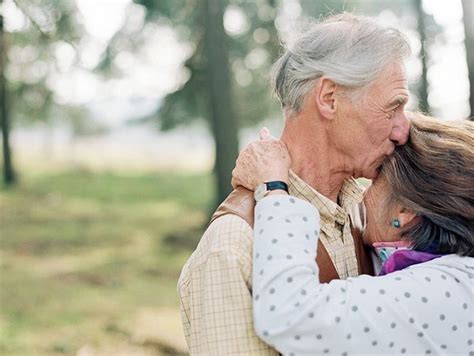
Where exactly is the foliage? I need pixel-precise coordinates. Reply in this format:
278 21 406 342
5 0 102 134
97 0 283 131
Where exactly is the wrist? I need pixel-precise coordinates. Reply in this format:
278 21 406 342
266 189 289 197
254 181 289 202
260 171 288 187
265 175 288 184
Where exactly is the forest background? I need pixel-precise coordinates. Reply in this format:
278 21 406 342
1 0 473 354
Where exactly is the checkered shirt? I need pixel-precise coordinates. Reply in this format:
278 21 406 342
177 172 364 355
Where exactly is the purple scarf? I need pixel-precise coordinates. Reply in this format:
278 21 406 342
379 249 442 276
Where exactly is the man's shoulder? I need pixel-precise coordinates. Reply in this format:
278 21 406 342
181 214 253 275
204 213 253 252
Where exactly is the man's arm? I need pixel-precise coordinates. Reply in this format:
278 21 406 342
177 214 278 355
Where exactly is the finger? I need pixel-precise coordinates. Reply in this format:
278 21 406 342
260 127 279 141
231 176 237 189
231 168 239 188
259 127 271 141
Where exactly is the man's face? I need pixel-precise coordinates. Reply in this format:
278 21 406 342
335 62 410 179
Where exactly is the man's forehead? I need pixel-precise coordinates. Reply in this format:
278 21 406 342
387 61 407 75
382 63 409 99
371 62 408 89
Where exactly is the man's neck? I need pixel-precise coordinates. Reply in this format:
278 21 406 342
280 114 353 202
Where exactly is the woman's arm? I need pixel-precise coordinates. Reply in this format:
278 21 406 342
253 194 334 354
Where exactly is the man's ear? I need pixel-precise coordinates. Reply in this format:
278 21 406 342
313 77 338 120
398 208 418 227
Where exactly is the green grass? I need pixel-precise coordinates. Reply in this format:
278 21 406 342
0 170 213 355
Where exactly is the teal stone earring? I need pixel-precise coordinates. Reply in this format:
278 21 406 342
391 218 401 228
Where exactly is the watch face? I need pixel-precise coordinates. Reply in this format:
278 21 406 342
254 183 267 201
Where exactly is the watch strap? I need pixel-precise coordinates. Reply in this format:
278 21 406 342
265 181 289 193
254 180 289 201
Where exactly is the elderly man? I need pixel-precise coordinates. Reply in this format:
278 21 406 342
178 13 411 355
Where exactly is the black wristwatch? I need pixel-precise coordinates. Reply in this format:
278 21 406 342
254 181 289 201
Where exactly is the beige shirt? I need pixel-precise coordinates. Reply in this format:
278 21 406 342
177 172 364 355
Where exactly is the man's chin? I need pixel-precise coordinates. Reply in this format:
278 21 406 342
362 167 381 180
369 157 388 179
354 163 382 180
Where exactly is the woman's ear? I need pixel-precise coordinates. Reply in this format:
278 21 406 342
398 208 418 227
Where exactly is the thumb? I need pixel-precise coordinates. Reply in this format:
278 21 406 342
259 127 272 141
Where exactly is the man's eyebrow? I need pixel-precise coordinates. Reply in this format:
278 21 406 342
388 96 408 108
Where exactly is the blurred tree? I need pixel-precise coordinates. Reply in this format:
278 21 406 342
203 0 239 205
1 5 16 185
462 0 474 119
414 0 429 113
111 0 282 206
1 0 101 185
6 0 84 125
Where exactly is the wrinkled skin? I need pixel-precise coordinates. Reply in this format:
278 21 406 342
231 128 291 190
330 63 410 179
231 132 417 245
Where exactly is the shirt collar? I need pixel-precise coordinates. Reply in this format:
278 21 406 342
288 170 364 226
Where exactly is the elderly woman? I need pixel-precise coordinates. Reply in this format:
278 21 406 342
232 114 474 355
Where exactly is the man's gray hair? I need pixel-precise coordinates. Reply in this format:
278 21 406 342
272 13 411 115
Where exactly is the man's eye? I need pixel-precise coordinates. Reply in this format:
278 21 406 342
386 109 396 119
388 105 400 118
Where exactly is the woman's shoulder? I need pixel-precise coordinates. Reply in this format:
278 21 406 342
420 254 474 270
396 254 474 286
337 255 472 314
346 254 473 290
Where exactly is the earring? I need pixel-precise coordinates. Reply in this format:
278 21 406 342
391 218 401 228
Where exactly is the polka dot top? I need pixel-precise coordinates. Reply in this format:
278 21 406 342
253 195 474 355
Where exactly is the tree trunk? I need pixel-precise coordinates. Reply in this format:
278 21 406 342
462 0 474 120
0 8 16 186
415 0 430 114
204 0 239 206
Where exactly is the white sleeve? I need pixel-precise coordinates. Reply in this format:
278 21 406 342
252 195 473 355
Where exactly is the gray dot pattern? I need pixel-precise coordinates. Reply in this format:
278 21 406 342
252 195 474 355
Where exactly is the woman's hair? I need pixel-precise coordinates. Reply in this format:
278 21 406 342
380 113 474 257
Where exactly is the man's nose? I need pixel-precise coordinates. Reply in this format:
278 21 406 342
389 111 410 145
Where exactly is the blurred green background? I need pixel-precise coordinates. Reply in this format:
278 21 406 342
1 0 473 354
1 171 210 354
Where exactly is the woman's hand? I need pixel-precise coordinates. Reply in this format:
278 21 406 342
231 127 291 191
